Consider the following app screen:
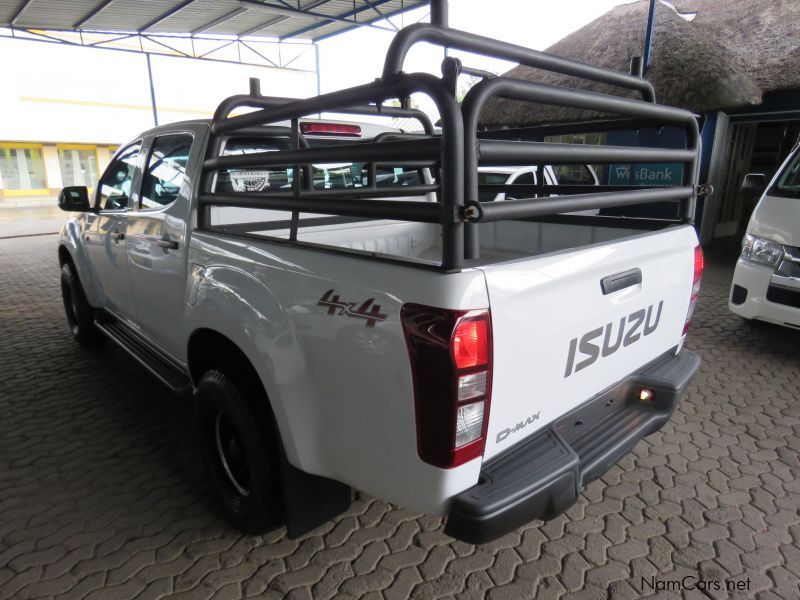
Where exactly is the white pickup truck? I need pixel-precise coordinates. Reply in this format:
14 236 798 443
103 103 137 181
56 22 702 544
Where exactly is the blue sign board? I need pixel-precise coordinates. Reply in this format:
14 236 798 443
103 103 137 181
608 162 684 186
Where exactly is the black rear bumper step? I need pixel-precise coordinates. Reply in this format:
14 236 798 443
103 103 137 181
95 314 192 397
444 348 700 544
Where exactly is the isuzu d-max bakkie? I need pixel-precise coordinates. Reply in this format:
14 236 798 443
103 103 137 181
57 21 702 543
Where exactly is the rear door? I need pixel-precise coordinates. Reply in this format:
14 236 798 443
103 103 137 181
478 225 698 460
126 130 199 358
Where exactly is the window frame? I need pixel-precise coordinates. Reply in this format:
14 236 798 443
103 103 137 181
137 131 195 213
56 144 100 191
770 149 800 200
0 142 49 196
95 140 143 212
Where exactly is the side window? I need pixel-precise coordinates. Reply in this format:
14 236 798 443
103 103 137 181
508 171 535 200
551 164 595 185
140 134 193 210
97 143 140 210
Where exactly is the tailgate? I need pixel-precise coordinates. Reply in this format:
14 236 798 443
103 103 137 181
479 225 698 460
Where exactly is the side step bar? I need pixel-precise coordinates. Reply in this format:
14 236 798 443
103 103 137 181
94 314 193 397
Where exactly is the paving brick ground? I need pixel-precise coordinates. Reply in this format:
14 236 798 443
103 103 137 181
1 234 799 599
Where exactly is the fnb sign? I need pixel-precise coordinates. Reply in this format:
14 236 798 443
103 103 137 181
608 162 684 186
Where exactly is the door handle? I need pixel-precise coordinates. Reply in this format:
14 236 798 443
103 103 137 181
157 239 179 250
601 268 642 295
110 231 124 241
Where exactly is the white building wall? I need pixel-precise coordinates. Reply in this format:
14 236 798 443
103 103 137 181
0 37 316 144
0 36 316 203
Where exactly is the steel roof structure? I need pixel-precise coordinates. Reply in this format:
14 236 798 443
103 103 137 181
0 0 430 128
1 0 428 42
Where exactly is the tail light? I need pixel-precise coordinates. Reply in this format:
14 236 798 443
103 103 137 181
401 305 492 469
683 245 704 335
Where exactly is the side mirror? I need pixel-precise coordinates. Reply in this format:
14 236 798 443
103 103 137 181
58 186 91 212
740 173 767 197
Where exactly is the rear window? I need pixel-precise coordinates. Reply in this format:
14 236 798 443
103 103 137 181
215 137 422 193
775 150 800 196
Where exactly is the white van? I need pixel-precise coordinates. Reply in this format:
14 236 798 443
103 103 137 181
729 142 800 328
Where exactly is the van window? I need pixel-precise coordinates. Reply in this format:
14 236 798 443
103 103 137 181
775 151 800 196
551 164 595 185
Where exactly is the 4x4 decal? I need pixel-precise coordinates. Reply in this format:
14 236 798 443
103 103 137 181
318 289 387 328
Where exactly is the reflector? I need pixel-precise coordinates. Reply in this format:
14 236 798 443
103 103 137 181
455 401 485 448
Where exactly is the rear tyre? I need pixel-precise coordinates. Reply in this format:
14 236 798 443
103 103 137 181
196 369 283 534
60 262 101 346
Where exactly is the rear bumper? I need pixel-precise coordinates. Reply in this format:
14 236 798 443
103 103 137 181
444 347 701 544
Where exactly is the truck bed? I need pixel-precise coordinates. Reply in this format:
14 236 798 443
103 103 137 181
220 213 659 268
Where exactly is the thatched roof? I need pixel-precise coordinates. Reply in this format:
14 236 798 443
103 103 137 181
481 0 799 127
674 0 800 92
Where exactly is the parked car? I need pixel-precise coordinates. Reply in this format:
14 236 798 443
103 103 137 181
56 21 702 544
729 141 800 329
477 164 599 202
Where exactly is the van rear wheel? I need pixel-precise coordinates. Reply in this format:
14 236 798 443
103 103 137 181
196 369 283 534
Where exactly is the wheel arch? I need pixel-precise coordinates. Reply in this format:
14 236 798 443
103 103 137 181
58 244 73 266
187 327 351 537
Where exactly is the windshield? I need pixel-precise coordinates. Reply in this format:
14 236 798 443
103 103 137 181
775 149 800 197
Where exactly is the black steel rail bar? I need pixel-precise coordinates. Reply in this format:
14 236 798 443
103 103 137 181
204 138 441 169
217 185 440 199
477 140 696 165
465 187 693 223
476 118 680 140
213 94 435 134
198 193 447 223
460 76 700 258
224 125 311 147
382 24 656 103
212 79 439 135
206 72 464 268
479 184 662 194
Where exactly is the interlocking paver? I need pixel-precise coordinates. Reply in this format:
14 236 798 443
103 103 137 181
1 235 799 599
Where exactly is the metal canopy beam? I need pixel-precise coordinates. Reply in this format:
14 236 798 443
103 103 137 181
277 0 395 40
238 15 288 37
73 0 116 29
313 2 420 42
139 0 199 32
10 0 35 26
6 0 428 40
190 7 247 35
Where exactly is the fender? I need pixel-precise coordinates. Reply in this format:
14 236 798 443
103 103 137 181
58 215 103 308
184 264 308 468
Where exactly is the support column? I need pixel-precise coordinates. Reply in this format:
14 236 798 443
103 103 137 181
643 0 656 74
431 0 448 27
145 53 159 127
314 43 321 96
